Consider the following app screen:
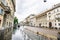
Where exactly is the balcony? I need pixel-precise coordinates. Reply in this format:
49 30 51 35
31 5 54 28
4 6 11 14
55 14 60 20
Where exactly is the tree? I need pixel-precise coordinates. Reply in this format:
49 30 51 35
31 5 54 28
14 17 18 24
14 17 18 28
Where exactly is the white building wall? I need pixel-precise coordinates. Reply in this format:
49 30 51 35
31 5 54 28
28 5 60 29
34 6 60 28
36 15 47 27
47 7 60 28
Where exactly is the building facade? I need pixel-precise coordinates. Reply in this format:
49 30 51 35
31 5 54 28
34 3 60 29
35 13 47 27
0 0 15 28
25 3 60 29
0 0 15 40
23 3 60 40
25 14 35 26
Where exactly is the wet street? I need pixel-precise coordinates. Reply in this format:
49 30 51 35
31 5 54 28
11 26 35 40
12 26 24 40
11 26 58 40
11 26 44 40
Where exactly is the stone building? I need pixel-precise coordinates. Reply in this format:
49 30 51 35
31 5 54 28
25 3 60 29
25 14 35 26
24 3 60 40
35 13 47 27
34 3 60 29
0 0 15 40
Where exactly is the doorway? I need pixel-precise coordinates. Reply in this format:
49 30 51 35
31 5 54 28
39 23 41 27
49 22 52 28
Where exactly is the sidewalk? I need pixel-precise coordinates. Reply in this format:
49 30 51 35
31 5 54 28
24 26 60 39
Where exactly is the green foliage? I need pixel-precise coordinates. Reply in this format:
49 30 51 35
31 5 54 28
14 17 18 24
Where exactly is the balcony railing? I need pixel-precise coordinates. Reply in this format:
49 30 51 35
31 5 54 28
4 6 11 14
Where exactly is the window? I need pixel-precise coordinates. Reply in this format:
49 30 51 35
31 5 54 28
46 23 47 24
57 9 59 12
55 20 56 22
49 16 51 20
0 9 1 13
58 23 60 26
0 9 3 14
49 12 51 14
55 9 57 12
55 23 56 26
1 9 3 12
7 22 8 25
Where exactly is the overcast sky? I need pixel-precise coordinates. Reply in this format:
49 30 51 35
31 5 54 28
15 0 60 22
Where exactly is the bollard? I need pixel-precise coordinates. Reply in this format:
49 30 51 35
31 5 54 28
37 32 39 35
36 32 40 40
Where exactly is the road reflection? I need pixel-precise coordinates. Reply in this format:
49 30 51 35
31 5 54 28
12 27 24 40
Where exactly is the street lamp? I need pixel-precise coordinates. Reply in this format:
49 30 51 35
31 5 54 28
44 0 47 2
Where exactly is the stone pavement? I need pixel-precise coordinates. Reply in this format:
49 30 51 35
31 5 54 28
24 26 60 39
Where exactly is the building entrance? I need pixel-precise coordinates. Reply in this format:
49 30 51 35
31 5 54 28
39 23 41 27
49 22 52 28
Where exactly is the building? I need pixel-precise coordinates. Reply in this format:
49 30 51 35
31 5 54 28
25 14 35 26
35 13 47 27
29 16 36 27
34 3 60 29
0 0 15 40
24 3 60 29
23 3 60 40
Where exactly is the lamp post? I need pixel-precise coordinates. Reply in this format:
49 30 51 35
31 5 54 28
44 0 47 2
